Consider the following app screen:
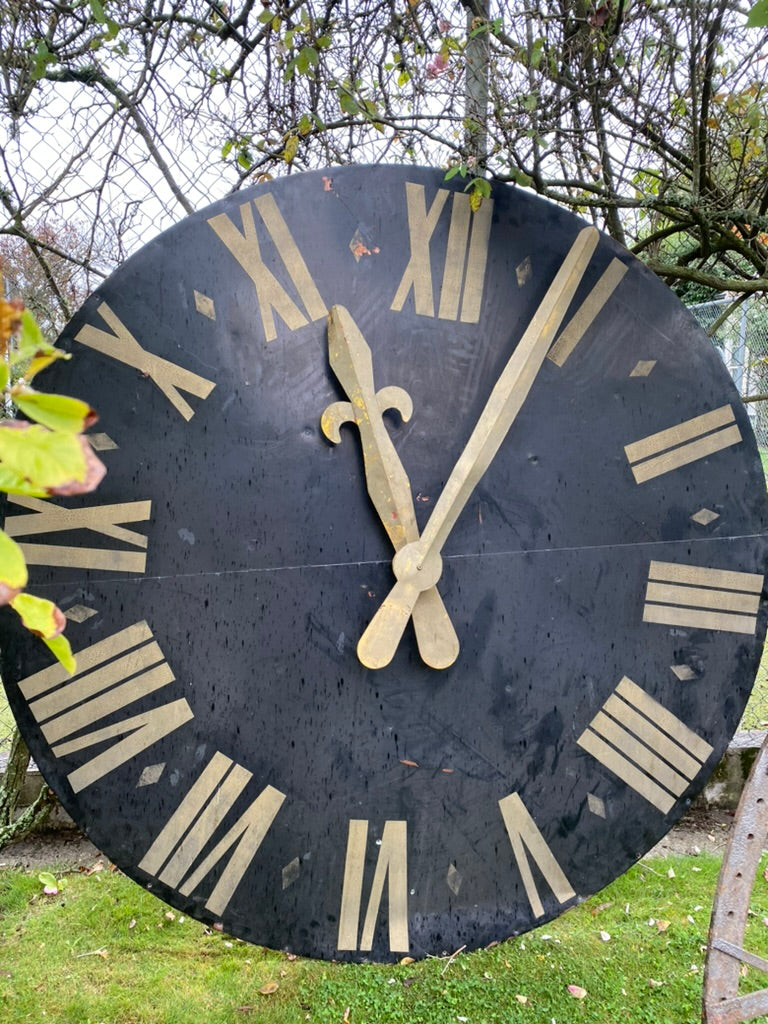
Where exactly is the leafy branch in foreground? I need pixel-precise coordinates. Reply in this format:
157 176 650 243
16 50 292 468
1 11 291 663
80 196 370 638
0 291 105 670
0 277 105 847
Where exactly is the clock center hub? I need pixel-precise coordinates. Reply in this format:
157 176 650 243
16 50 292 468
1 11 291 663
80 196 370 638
392 543 443 590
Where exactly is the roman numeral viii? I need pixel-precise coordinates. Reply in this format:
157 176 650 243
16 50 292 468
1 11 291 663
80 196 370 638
5 495 151 573
391 182 493 323
643 561 763 635
76 304 215 421
625 405 742 484
18 621 194 793
337 819 409 953
577 676 713 814
139 751 285 917
208 193 326 342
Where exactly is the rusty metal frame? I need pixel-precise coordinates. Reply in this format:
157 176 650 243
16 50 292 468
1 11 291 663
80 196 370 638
703 733 768 1022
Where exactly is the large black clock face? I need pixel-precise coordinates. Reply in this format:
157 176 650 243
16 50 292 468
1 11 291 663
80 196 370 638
2 166 767 962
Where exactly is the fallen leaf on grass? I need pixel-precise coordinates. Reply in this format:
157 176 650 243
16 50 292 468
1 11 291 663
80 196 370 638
656 920 671 933
515 994 528 1004
258 982 279 995
599 930 611 942
402 977 417 988
648 978 663 988
399 955 415 965
80 861 105 875
667 867 675 878
567 984 587 999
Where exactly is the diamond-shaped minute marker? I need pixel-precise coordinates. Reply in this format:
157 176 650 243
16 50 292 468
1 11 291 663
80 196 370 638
516 255 532 287
194 290 216 320
64 604 98 623
690 508 720 526
282 857 301 890
137 763 166 787
88 433 118 452
671 664 697 681
446 863 462 896
587 793 606 818
629 359 657 377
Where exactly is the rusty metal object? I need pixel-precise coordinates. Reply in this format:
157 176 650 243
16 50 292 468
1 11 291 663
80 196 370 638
703 732 768 1022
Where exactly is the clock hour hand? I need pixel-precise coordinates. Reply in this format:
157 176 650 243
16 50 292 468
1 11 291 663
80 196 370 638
321 305 459 669
358 226 602 670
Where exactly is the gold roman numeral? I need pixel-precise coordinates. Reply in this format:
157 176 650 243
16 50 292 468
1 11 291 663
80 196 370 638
577 676 713 814
337 819 409 953
546 258 628 366
76 304 215 421
5 495 151 573
138 751 285 917
498 793 575 918
208 193 327 342
18 621 194 793
624 405 742 484
643 560 763 635
391 182 493 323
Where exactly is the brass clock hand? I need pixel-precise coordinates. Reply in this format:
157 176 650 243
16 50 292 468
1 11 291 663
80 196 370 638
358 226 601 669
321 305 459 669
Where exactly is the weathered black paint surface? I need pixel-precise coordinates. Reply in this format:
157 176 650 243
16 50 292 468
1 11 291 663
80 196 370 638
2 166 767 961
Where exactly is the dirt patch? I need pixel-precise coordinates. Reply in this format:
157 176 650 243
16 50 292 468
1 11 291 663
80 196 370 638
0 808 737 873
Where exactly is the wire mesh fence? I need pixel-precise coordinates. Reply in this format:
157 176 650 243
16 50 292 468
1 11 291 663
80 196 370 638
689 296 768 730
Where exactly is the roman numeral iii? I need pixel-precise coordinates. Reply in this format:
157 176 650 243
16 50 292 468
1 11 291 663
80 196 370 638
18 621 194 793
624 405 742 484
76 303 215 421
577 676 713 814
498 792 575 918
138 751 285 917
337 819 409 953
643 561 763 635
208 192 326 342
5 495 151 574
391 182 493 323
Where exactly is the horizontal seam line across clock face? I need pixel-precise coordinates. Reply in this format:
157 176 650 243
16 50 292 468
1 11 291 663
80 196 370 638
27 531 768 585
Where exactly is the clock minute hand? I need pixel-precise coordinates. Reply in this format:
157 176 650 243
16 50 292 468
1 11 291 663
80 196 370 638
357 226 600 670
321 305 459 669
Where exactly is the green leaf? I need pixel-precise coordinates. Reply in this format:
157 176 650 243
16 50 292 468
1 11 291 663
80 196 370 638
0 362 9 392
38 872 58 890
316 35 332 49
221 138 234 159
15 391 96 433
257 8 273 23
747 0 768 27
11 592 65 640
282 135 299 163
88 0 106 23
0 465 48 497
44 632 75 673
0 423 87 490
298 113 313 136
16 310 46 360
0 530 28 593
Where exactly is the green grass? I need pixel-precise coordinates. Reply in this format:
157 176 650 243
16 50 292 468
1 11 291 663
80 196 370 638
2 853 768 1023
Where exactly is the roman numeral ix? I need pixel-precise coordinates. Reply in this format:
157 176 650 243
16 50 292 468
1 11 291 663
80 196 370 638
5 495 151 574
577 676 713 814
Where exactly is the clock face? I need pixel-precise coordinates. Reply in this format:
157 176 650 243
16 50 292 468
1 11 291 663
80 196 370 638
2 165 767 962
